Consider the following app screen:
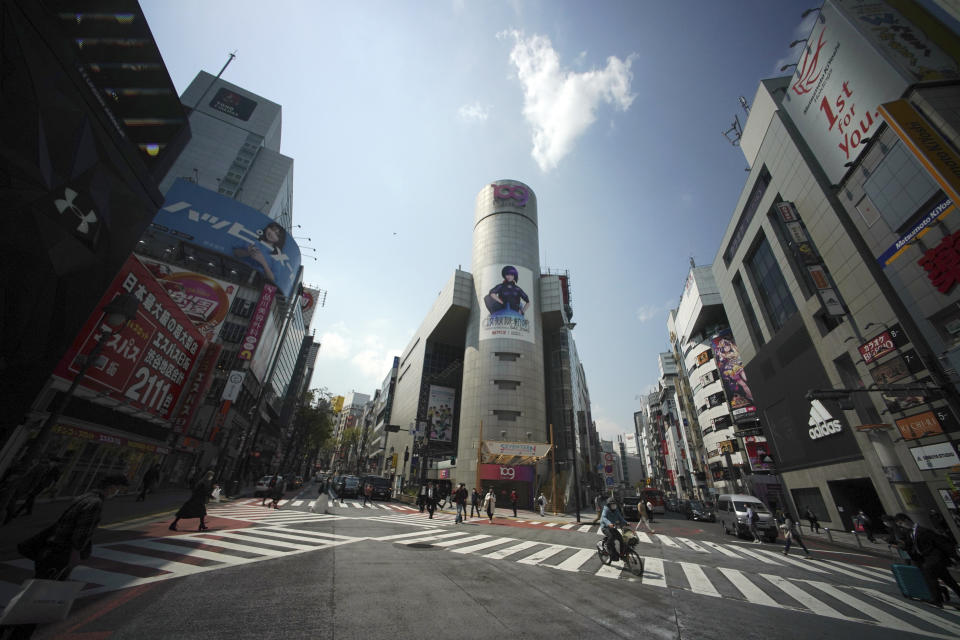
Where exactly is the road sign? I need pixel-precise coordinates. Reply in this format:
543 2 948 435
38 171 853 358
605 477 615 486
604 465 614 475
604 453 614 462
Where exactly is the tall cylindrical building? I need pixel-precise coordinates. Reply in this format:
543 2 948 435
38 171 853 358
458 180 547 505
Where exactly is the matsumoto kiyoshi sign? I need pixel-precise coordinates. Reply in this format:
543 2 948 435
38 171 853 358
153 180 301 298
482 441 553 458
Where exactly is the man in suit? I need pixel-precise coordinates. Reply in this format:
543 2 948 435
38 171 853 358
895 513 960 608
425 482 437 519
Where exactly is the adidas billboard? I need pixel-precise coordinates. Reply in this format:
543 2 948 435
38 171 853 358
808 400 843 440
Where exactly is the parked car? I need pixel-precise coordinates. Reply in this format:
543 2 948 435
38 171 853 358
361 476 392 500
254 475 282 497
286 475 303 491
717 493 778 542
622 496 644 521
684 500 716 522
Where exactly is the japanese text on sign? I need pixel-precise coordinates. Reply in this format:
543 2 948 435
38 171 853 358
858 323 907 365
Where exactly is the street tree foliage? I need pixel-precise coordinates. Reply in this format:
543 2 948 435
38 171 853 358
293 388 334 471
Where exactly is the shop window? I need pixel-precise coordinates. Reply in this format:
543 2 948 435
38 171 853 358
790 487 829 522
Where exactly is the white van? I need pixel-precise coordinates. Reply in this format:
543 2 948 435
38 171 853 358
716 494 779 542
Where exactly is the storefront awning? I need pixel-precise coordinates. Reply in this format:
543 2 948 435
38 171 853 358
480 440 552 466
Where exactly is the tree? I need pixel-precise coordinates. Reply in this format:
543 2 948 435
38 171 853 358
281 389 333 475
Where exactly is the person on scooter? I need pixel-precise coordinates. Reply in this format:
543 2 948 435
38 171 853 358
601 497 629 561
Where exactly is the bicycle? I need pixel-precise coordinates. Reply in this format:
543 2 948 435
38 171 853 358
597 524 644 576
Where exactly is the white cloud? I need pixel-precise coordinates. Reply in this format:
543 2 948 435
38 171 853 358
774 11 822 75
458 102 490 123
636 297 675 324
594 415 629 441
501 30 636 172
315 322 401 385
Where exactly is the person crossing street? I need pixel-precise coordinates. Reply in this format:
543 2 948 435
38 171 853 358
454 483 468 523
470 487 482 518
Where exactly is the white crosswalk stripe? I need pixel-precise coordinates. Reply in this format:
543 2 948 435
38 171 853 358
675 537 710 553
718 567 781 607
680 562 720 597
759 574 846 619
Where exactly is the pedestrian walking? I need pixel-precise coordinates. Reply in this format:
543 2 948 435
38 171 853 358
262 473 279 506
11 457 62 518
169 470 214 531
454 483 468 523
136 463 161 502
426 482 437 518
510 489 518 517
894 512 960 608
338 477 346 506
747 505 762 543
362 482 373 506
268 476 284 509
327 477 338 502
470 487 482 518
418 484 427 512
804 506 820 534
0 462 29 527
782 514 811 557
646 499 655 523
854 509 876 542
482 488 496 523
8 474 128 639
537 492 547 517
4 459 52 524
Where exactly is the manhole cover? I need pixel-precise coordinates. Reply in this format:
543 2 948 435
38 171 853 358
405 543 434 549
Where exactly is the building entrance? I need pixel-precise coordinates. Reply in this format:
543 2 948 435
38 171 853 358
481 479 531 510
827 477 884 532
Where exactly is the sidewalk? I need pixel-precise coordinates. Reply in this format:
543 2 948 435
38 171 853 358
0 485 254 562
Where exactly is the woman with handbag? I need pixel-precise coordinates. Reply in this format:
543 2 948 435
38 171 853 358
482 488 496 523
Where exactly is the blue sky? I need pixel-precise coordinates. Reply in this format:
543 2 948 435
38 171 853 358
139 1 955 440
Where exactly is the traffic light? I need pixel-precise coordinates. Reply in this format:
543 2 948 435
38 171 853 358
450 456 457 465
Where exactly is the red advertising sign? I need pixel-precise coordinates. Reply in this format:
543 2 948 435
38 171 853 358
238 284 276 361
54 256 205 421
171 342 222 433
858 323 908 364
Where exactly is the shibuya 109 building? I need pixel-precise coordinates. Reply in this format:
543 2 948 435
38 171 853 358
376 180 602 510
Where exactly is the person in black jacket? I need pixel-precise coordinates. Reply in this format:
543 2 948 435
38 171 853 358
170 471 214 532
895 513 960 608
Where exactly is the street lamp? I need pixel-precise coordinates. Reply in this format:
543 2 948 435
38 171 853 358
22 293 140 464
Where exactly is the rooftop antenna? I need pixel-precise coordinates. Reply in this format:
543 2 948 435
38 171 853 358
722 96 750 147
191 50 238 111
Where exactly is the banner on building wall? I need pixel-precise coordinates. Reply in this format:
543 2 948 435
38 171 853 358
53 255 205 422
711 329 757 423
301 287 322 330
479 264 536 344
238 283 276 363
427 385 455 442
139 257 239 340
153 179 301 298
479 464 535 482
744 436 775 471
171 342 222 434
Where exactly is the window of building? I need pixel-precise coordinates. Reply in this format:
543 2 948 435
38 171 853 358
492 410 521 421
745 234 798 334
813 309 844 337
790 487 829 522
495 352 520 362
723 167 772 266
732 273 765 347
864 140 939 231
493 379 520 390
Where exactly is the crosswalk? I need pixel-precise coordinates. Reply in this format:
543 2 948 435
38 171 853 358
0 524 365 605
371 528 960 638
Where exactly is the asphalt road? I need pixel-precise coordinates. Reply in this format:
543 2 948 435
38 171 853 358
4 492 960 640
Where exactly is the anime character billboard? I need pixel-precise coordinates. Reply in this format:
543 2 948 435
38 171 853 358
711 329 757 423
480 264 535 344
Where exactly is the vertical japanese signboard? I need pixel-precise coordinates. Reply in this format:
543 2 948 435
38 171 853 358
238 284 277 362
54 256 205 421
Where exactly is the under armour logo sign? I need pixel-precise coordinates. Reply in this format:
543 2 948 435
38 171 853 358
54 188 98 236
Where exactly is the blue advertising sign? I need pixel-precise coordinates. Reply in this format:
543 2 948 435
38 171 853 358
153 179 301 298
876 195 954 269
